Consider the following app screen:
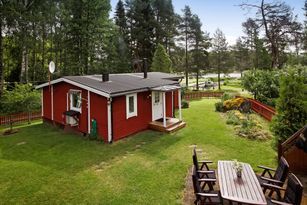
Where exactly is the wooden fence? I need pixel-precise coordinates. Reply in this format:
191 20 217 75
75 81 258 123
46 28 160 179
0 111 42 126
184 91 224 100
247 98 276 121
278 125 307 158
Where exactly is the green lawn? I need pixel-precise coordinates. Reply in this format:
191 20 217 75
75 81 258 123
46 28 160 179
0 99 276 204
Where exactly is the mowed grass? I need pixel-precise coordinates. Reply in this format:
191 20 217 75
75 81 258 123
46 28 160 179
0 99 276 204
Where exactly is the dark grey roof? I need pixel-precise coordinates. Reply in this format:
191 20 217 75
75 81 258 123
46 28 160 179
63 72 182 96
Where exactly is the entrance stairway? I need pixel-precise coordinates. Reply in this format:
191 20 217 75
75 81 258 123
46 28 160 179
148 117 186 133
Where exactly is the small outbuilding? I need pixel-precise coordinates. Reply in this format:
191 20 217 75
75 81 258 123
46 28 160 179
36 72 185 143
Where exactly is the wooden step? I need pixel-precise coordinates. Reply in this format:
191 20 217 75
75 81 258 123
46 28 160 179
166 121 186 133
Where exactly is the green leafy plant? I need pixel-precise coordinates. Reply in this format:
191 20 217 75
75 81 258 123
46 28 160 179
221 92 232 102
226 111 241 125
232 159 243 177
242 70 279 107
215 102 224 112
181 100 189 109
271 67 307 145
0 83 41 132
151 43 172 73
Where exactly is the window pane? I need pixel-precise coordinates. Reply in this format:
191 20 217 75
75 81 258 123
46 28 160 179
154 92 159 103
71 92 81 109
129 96 134 113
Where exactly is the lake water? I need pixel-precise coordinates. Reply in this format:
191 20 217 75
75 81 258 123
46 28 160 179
201 72 241 78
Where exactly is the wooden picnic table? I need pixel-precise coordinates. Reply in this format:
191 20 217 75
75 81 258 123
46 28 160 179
218 161 267 205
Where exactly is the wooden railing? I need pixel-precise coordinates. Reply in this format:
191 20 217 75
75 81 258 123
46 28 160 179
278 125 307 158
0 111 42 126
246 98 276 121
184 91 224 100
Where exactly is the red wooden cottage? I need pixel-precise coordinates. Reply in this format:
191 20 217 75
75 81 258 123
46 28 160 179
36 72 185 143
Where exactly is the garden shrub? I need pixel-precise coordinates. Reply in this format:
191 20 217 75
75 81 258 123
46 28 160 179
223 97 244 110
226 111 241 125
0 83 41 131
271 68 307 145
181 100 189 109
225 111 271 140
215 102 224 112
221 92 232 102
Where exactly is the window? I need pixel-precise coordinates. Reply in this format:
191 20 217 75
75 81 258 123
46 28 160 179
154 92 160 103
70 90 82 112
126 93 137 119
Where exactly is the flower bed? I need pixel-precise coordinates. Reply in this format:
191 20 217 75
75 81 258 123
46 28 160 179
225 110 271 141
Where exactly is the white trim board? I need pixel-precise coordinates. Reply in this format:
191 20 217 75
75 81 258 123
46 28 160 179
36 78 110 98
126 93 138 119
107 98 112 143
87 91 91 134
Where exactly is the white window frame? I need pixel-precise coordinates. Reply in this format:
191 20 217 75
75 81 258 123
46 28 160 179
69 89 82 113
126 93 137 119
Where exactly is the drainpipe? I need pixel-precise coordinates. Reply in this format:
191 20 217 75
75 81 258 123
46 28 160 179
107 97 113 143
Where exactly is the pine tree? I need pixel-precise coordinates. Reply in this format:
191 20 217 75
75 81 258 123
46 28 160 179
151 43 172 73
114 0 131 72
190 15 210 90
232 37 250 77
178 5 193 88
115 0 129 44
152 0 177 52
211 29 228 90
126 0 155 65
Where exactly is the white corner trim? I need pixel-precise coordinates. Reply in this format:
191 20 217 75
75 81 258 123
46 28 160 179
162 92 166 127
151 91 154 121
107 98 112 143
87 90 91 134
51 85 54 120
126 93 138 119
41 89 44 117
36 78 110 98
171 91 174 117
66 93 69 111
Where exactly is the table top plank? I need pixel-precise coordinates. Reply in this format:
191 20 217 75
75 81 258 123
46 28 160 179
218 161 266 205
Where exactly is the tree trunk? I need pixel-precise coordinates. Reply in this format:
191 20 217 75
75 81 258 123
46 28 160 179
21 47 29 83
42 24 45 73
196 69 199 90
0 17 3 96
185 31 188 89
218 67 221 90
218 54 221 90
271 44 278 69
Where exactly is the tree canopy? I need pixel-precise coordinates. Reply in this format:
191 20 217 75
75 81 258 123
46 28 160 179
151 44 172 73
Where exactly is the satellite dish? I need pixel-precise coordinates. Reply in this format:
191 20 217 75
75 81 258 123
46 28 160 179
49 61 55 73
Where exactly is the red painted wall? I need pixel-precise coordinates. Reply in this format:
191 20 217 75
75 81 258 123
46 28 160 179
166 92 173 117
90 92 108 142
43 82 89 134
173 90 179 109
112 91 152 141
42 81 180 142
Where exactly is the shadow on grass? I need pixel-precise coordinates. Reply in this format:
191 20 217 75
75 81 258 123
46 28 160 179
0 123 184 174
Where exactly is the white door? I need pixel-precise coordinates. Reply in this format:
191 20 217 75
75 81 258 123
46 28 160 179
152 91 163 121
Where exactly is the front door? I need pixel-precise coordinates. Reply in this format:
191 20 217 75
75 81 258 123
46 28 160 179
152 91 163 121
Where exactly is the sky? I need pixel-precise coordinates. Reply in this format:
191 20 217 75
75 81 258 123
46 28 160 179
110 0 305 45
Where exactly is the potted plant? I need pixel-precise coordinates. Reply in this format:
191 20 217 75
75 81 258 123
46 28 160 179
233 159 243 178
